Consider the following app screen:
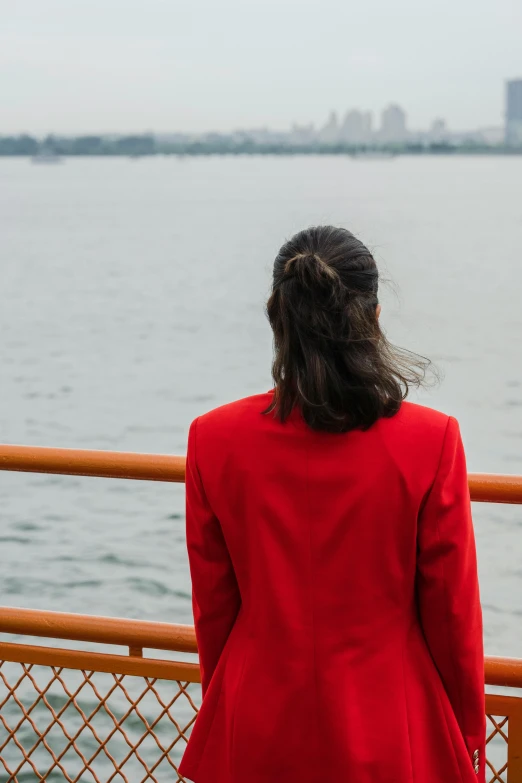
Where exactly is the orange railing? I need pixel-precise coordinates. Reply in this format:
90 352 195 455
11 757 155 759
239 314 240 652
0 444 522 782
2 443 522 503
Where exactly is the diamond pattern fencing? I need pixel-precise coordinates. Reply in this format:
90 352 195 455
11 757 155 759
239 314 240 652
0 660 201 783
486 712 509 783
485 692 522 783
1 658 521 783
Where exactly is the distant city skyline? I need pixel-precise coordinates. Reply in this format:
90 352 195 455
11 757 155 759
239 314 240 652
282 92 512 146
506 79 522 145
2 86 521 155
3 79 520 154
1 0 522 135
150 84 513 148
1 89 515 147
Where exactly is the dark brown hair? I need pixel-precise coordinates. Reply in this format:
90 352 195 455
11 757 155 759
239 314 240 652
264 225 429 433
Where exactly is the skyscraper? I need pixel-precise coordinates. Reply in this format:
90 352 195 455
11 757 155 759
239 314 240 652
506 79 522 146
340 110 373 144
428 118 448 143
319 111 340 144
380 104 407 143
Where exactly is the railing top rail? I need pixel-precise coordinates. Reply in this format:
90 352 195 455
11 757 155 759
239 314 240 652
0 606 197 653
1 443 522 503
0 444 185 483
0 606 521 688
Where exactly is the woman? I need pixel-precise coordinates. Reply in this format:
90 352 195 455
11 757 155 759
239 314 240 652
178 226 485 783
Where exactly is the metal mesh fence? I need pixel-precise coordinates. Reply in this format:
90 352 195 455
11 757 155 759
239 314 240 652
0 661 201 783
485 713 508 783
0 658 516 783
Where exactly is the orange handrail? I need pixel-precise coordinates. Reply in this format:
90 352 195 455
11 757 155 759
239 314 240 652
486 656 522 688
0 444 185 482
1 443 522 503
0 606 520 688
0 606 196 652
468 473 522 504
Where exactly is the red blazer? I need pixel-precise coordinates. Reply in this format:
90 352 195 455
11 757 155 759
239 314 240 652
178 393 485 783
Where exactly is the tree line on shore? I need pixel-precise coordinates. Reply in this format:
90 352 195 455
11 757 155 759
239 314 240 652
0 133 520 156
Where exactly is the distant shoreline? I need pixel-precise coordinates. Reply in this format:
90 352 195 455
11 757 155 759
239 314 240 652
2 149 522 158
2 133 522 158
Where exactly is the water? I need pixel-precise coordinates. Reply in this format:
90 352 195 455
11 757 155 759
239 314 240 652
0 155 521 656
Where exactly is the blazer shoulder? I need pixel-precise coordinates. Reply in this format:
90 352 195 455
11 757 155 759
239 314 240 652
396 400 452 434
191 392 273 435
377 402 455 475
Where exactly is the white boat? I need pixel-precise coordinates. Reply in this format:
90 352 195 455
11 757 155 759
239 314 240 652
350 151 397 160
31 150 63 164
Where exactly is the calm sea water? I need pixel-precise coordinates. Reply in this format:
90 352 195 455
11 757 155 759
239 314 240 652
0 155 521 658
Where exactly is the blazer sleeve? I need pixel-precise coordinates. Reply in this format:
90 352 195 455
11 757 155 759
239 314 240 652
185 417 241 698
417 416 486 780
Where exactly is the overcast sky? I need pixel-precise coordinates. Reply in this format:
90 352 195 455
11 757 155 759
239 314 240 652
1 0 521 135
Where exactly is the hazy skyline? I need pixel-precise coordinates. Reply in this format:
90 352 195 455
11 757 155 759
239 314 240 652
2 0 521 135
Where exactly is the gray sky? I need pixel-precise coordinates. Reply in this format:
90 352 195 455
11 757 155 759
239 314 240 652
1 0 521 135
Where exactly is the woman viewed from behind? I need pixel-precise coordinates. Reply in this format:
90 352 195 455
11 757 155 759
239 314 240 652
179 226 485 783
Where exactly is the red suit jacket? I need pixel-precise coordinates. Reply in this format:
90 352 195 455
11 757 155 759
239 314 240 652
178 393 485 783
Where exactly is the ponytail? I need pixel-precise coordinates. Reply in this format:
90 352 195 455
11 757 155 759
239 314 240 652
264 226 429 433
